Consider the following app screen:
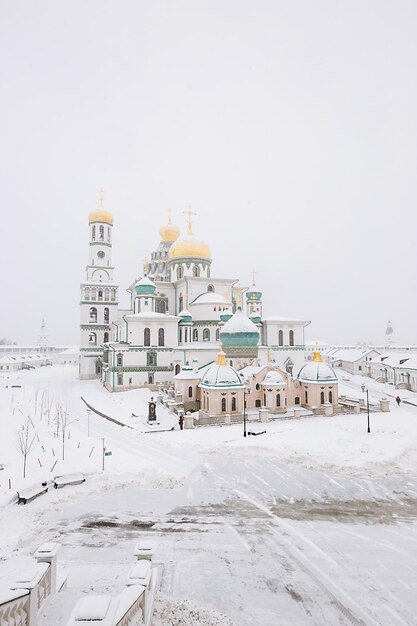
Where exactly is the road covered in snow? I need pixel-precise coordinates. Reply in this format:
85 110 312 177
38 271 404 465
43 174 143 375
0 366 417 625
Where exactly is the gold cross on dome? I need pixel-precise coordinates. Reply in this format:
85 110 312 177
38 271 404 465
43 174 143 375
251 270 256 287
98 188 104 208
143 257 149 275
183 206 197 235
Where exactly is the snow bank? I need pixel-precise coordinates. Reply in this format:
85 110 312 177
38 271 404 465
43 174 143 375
153 594 235 626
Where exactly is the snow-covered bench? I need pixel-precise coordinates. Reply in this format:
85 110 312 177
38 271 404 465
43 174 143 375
17 483 48 504
133 540 155 561
248 428 266 436
53 473 85 489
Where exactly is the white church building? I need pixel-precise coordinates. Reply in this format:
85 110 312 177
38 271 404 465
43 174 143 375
79 203 319 401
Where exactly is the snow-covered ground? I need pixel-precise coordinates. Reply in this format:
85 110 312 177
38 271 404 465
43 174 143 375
0 366 416 625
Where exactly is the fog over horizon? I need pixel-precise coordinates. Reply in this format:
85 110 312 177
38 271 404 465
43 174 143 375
1 1 416 347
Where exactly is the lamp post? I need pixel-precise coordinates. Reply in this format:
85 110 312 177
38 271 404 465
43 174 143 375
361 384 371 433
243 388 247 437
86 409 91 437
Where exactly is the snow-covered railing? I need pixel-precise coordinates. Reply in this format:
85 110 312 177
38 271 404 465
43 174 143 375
9 562 50 624
0 542 64 626
0 588 30 626
81 397 133 429
114 585 146 626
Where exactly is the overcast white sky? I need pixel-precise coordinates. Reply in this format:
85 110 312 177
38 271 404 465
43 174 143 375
1 0 416 346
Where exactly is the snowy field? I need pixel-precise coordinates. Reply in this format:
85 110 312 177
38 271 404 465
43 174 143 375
0 366 417 625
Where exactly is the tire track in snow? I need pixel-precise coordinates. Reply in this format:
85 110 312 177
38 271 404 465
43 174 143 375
234 488 380 626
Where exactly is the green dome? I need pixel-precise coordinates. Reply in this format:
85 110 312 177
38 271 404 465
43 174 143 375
220 309 259 347
135 276 156 296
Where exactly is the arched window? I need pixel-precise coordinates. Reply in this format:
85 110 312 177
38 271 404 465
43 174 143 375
193 328 198 341
117 373 123 385
188 386 193 398
98 290 103 302
216 328 220 340
179 328 182 342
207 284 214 292
92 226 96 241
329 390 333 403
276 394 281 407
221 397 226 412
104 308 109 323
158 328 165 346
289 330 294 346
203 328 210 342
107 227 111 242
255 399 261 408
320 391 325 404
278 330 283 346
193 265 200 277
263 393 266 406
117 353 123 366
89 307 97 322
179 294 184 311
305 391 308 404
89 332 97 345
175 364 181 375
232 397 236 411
111 289 116 302
104 288 110 301
91 288 97 301
185 328 188 342
144 328 150 346
85 287 90 300
103 332 109 343
177 266 183 280
294 396 300 405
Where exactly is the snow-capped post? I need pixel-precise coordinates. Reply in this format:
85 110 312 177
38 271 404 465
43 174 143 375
148 397 157 421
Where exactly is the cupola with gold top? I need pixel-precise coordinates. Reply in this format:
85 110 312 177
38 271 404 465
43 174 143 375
199 350 244 388
168 209 212 281
296 350 338 383
88 190 113 225
160 210 180 243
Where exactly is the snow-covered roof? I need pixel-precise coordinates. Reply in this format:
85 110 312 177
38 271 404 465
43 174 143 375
191 292 226 305
297 361 338 383
0 354 49 365
200 364 244 388
125 312 178 320
137 275 155 287
263 316 309 324
238 365 263 376
261 371 285 386
331 349 380 363
174 366 200 380
221 309 259 334
178 308 192 317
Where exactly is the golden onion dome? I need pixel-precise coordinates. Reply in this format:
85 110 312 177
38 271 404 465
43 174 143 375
88 209 113 225
160 214 180 242
169 234 211 260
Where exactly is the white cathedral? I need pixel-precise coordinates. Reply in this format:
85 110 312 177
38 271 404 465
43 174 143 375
79 202 338 416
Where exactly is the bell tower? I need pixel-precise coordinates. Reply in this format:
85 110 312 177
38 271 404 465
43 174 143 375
79 191 119 380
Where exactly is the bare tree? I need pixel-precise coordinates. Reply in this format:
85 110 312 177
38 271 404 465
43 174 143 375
16 419 37 479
